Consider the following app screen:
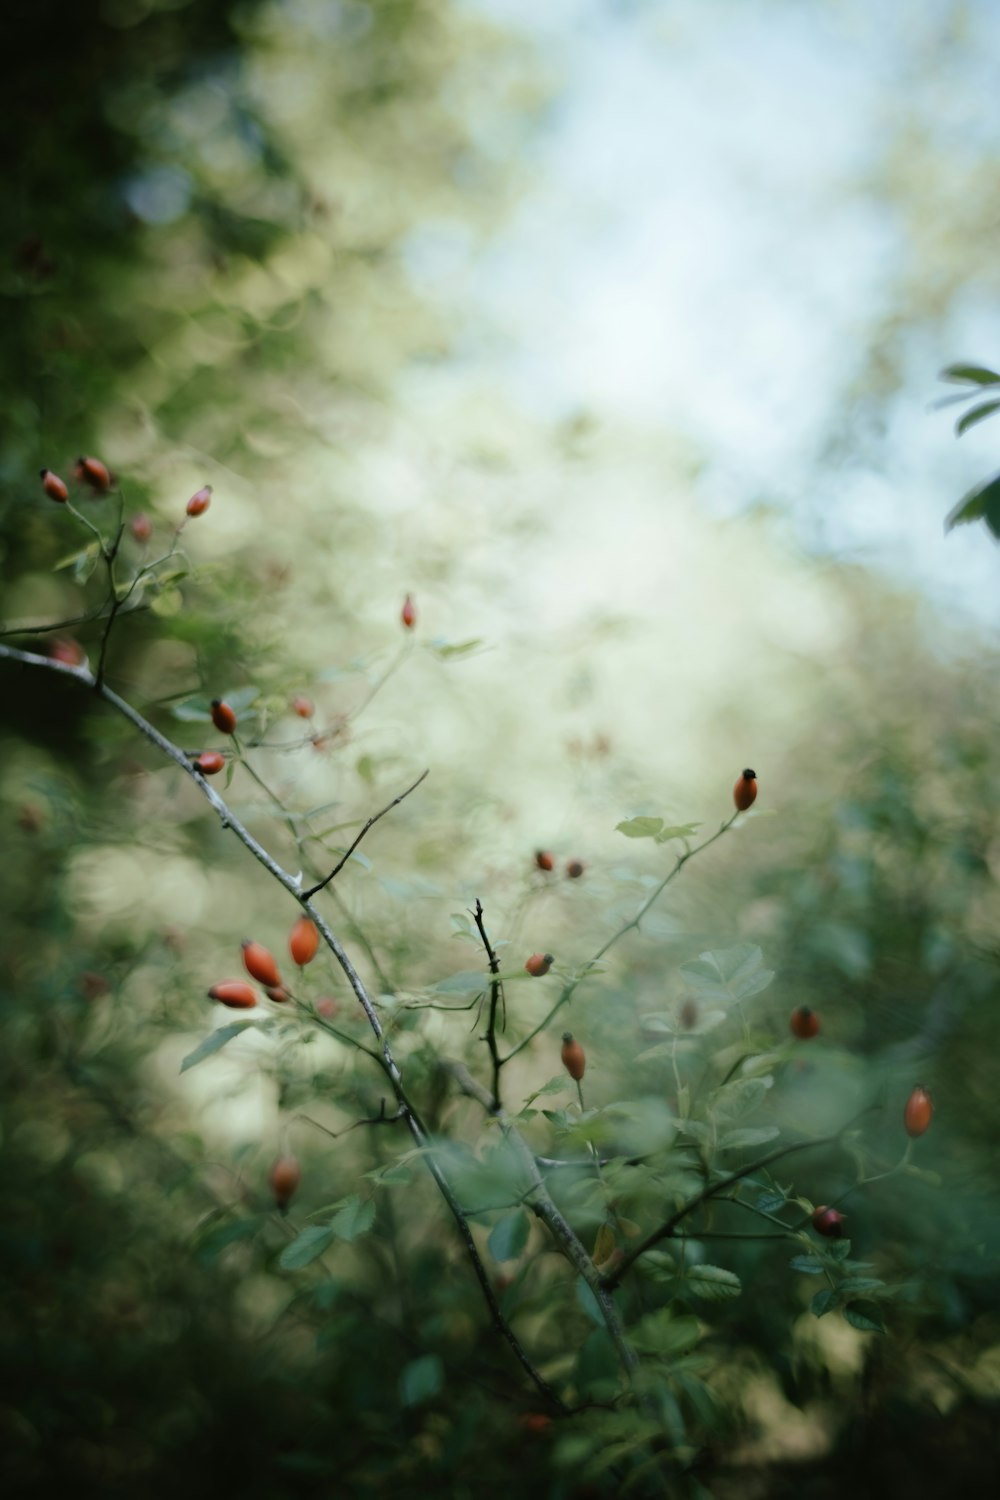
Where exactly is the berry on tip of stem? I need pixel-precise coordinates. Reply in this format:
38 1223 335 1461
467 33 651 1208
75 455 112 493
291 694 314 719
270 1155 301 1213
401 594 416 629
904 1084 933 1138
208 980 258 1009
192 750 226 776
186 485 212 517
535 850 555 872
811 1205 845 1238
524 952 553 977
40 468 68 503
789 1005 820 1039
241 939 281 989
211 699 237 735
290 915 319 967
733 768 757 812
565 858 585 879
561 1031 586 1081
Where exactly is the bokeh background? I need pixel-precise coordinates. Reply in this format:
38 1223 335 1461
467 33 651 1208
2 1 1000 1495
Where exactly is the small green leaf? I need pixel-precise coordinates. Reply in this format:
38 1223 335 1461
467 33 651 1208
616 816 664 839
755 1188 786 1214
842 1301 886 1333
684 1264 742 1301
629 1308 701 1354
487 1211 529 1262
576 1276 605 1326
838 1276 886 1295
945 471 1000 538
428 638 484 661
279 1225 335 1270
399 1353 444 1406
811 1288 840 1317
330 1195 375 1242
653 822 702 843
180 1021 257 1073
195 1216 262 1264
956 398 1000 437
433 970 489 995
940 362 1000 386
717 1126 780 1150
790 1255 825 1275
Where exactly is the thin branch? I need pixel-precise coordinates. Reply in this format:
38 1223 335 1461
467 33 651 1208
602 1128 849 1290
0 641 561 1410
446 1059 638 1382
501 812 741 1066
294 1101 406 1141
301 769 429 900
471 899 504 1109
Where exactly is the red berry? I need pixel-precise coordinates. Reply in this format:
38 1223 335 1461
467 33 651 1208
265 984 290 1004
130 513 152 542
315 996 339 1020
565 858 585 879
241 939 281 989
40 468 68 503
291 694 314 718
535 850 555 872
789 1005 820 1040
904 1084 933 1139
211 699 237 735
518 1413 552 1434
270 1155 301 1213
49 637 85 667
208 980 258 1009
289 915 319 967
811 1205 845 1238
193 751 226 776
75 455 112 493
733 768 757 812
525 952 553 977
561 1031 586 1081
401 594 416 629
186 485 212 517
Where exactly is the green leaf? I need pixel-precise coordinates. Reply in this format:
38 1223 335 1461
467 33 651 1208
428 638 483 661
654 822 702 844
330 1195 375 1242
838 1277 886 1295
790 1255 825 1275
487 1211 529 1263
53 541 100 573
180 1021 257 1073
279 1225 335 1270
945 471 1000 538
713 1076 772 1121
195 1216 263 1264
629 1308 701 1354
399 1354 444 1406
811 1288 840 1317
755 1188 787 1214
842 1301 886 1334
956 398 1000 437
433 970 488 995
616 816 664 839
684 1264 742 1301
717 1126 780 1150
679 944 774 1006
576 1276 605 1327
939 362 1000 386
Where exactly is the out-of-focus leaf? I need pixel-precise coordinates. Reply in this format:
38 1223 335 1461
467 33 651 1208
843 1302 886 1333
945 471 1000 539
180 1021 257 1073
330 1195 375 1242
683 1264 742 1301
399 1354 443 1406
279 1225 335 1270
939 362 1000 385
487 1211 529 1262
956 398 1000 436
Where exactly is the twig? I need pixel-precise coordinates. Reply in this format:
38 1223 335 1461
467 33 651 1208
301 769 429 900
471 899 505 1109
501 813 741 1066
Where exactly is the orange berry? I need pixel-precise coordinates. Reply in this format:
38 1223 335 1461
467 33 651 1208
565 858 585 879
535 850 555 872
811 1205 845 1238
130 512 152 542
733 768 757 812
561 1031 586 1081
289 915 319 967
40 468 68 502
524 952 553 977
192 751 226 776
270 1155 301 1213
291 694 314 718
75 455 112 492
241 939 281 989
401 593 416 629
265 984 290 1003
315 996 340 1020
789 1005 820 1040
904 1084 933 1139
208 980 258 1009
211 699 237 734
518 1413 552 1434
186 485 212 517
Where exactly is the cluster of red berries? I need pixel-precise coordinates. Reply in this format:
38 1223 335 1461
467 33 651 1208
535 850 585 879
207 918 321 1010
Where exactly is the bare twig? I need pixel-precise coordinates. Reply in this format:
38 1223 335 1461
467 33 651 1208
471 899 505 1109
301 769 429 900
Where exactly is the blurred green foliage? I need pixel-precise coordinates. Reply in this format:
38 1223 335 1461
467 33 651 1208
3 3 1000 1497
